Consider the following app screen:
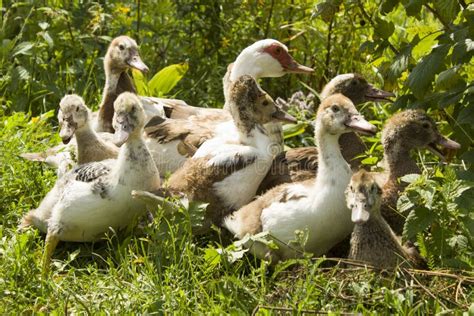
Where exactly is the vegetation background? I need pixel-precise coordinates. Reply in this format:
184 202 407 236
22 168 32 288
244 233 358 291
1 0 473 313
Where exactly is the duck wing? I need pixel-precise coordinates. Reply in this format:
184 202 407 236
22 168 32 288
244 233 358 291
72 160 113 182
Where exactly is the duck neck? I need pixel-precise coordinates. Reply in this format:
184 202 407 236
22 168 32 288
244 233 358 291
74 121 100 158
384 145 419 185
115 131 160 188
97 64 135 133
315 125 349 184
229 56 263 83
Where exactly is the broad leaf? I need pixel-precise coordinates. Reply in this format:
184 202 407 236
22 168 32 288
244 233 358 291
132 69 149 96
452 39 474 64
374 16 395 39
403 206 436 241
148 62 189 96
435 67 464 91
283 122 307 139
315 0 342 23
402 0 423 17
433 0 460 23
407 44 449 99
381 0 400 14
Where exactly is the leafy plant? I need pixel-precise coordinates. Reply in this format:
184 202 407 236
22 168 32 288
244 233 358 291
398 168 474 269
132 62 189 97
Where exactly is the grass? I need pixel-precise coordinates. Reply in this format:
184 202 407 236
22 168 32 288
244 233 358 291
1 105 473 314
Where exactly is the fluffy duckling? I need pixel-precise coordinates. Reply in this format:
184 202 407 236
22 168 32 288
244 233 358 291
257 73 394 194
21 95 119 176
224 94 377 261
166 75 296 233
346 170 424 269
21 92 160 272
96 36 150 132
380 110 460 234
143 39 312 174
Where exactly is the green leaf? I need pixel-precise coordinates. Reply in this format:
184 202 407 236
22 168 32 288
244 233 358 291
132 69 149 95
374 16 395 39
148 62 189 96
435 67 464 91
452 39 474 64
387 44 412 82
433 0 460 23
403 206 436 241
407 44 449 99
315 0 342 23
283 122 307 139
402 0 423 17
400 173 421 184
12 42 34 57
381 0 400 14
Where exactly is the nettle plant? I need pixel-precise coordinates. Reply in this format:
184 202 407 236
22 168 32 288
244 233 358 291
397 167 474 269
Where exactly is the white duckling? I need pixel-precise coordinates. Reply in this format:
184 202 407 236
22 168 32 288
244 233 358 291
224 94 377 261
21 92 160 272
166 75 296 233
144 39 313 174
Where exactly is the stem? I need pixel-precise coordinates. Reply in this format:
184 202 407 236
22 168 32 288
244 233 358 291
323 15 334 86
136 0 141 41
264 0 275 38
423 4 451 31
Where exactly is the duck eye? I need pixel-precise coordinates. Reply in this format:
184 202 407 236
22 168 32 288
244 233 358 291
351 80 357 86
422 122 430 129
274 46 282 55
331 105 340 113
262 100 269 106
119 44 125 50
76 106 80 112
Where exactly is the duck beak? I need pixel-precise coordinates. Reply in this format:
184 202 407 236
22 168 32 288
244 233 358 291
127 54 149 73
272 108 297 124
365 84 395 102
427 135 461 161
345 115 377 136
113 115 133 145
283 58 314 74
351 203 370 224
59 122 76 145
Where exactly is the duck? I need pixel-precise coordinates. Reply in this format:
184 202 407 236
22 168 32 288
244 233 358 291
346 169 425 269
21 95 119 176
166 75 296 234
21 92 161 272
223 94 377 261
379 109 460 235
143 39 313 174
257 73 394 194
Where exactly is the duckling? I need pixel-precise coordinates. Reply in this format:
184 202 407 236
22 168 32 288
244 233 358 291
380 110 460 234
21 95 119 176
224 94 377 261
21 92 161 272
257 73 394 194
346 170 424 269
143 39 313 174
96 35 151 132
166 75 296 233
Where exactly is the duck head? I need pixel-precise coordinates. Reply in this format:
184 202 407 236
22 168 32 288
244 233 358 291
229 75 296 126
382 110 460 161
58 94 90 144
316 94 377 136
104 36 149 74
230 39 314 81
112 92 146 145
320 73 395 105
346 170 382 224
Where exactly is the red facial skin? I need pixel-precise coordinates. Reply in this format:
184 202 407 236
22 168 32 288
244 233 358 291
262 43 314 74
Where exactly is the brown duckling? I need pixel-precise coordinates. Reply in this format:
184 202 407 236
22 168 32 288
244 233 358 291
346 170 425 269
380 110 460 234
166 75 296 234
